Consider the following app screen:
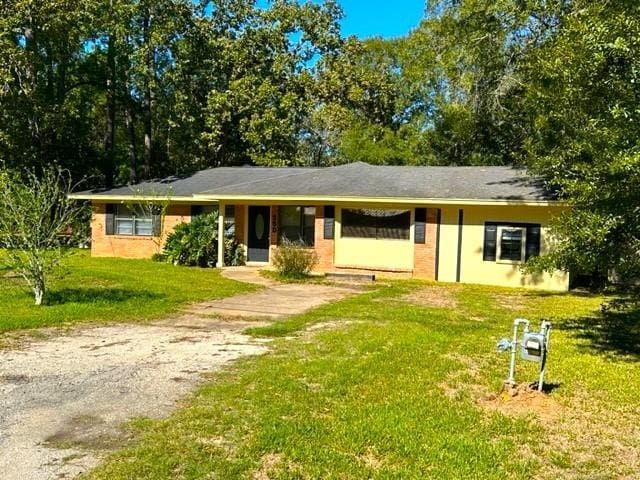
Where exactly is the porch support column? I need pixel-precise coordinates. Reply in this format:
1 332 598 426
217 202 225 268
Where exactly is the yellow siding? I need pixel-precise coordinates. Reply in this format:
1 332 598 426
438 204 569 291
334 206 415 271
438 206 461 283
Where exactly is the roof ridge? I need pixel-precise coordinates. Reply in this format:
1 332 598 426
204 168 320 192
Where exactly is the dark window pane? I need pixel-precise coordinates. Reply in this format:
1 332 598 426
341 209 410 240
278 206 315 246
324 206 335 239
483 224 498 261
500 228 523 261
414 208 426 244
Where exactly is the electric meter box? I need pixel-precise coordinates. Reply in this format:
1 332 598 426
520 332 546 362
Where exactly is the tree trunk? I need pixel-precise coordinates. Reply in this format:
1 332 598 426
33 274 45 306
124 89 138 183
104 19 117 188
142 5 154 179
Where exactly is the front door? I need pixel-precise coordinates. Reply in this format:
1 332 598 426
247 206 270 262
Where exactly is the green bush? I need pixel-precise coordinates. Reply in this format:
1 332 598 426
163 212 244 267
272 238 318 278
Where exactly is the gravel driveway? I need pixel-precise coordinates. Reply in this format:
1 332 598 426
0 268 358 480
0 317 269 480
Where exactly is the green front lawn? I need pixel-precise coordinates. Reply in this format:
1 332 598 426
84 281 640 479
0 250 257 332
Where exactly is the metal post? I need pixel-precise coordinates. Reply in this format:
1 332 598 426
217 202 225 268
537 321 551 392
507 318 529 386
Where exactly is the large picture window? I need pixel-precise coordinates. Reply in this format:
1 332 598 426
341 209 411 240
278 206 315 246
115 205 153 236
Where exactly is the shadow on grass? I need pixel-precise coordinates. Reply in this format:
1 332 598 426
555 307 640 360
47 288 163 306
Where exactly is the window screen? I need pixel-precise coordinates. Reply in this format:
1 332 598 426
341 209 410 240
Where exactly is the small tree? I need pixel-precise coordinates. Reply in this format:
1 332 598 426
0 168 88 305
272 239 318 279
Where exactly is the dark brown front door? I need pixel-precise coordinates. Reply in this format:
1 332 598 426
247 206 270 262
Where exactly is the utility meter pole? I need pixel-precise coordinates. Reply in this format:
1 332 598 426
497 318 552 392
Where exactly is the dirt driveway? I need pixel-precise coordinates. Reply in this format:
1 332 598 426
0 269 358 480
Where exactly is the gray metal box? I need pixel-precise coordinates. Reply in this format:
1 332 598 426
520 332 545 362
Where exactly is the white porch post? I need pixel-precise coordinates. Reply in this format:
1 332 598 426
217 202 225 268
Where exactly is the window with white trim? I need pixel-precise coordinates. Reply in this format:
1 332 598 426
115 205 153 236
496 226 527 263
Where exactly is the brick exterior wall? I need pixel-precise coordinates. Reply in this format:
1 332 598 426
313 206 334 272
413 208 439 280
91 203 191 259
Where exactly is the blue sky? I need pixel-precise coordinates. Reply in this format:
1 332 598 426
255 1 425 39
338 0 425 39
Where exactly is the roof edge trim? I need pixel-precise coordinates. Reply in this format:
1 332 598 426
192 194 566 207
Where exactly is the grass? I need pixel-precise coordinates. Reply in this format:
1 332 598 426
83 279 640 479
0 250 257 332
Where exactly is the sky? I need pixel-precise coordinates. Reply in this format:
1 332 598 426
338 0 425 39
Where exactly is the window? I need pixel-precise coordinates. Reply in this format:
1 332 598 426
497 226 526 262
115 205 153 236
483 222 541 263
224 205 235 236
278 206 315 246
341 209 411 240
414 208 427 244
323 206 335 240
190 205 235 235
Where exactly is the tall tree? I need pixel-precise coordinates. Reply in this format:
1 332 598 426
0 0 101 177
404 0 569 165
523 0 640 282
199 0 343 167
310 36 426 165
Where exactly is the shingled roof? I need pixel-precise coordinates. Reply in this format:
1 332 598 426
72 162 555 202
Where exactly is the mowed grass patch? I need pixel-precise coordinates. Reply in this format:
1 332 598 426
84 280 640 479
0 250 257 332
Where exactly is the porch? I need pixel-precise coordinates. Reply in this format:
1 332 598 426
215 203 439 280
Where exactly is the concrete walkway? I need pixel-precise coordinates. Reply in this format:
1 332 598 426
182 267 360 319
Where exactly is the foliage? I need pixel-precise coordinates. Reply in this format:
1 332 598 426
162 212 244 268
0 0 343 184
271 238 318 278
0 167 88 305
522 0 640 281
0 250 256 332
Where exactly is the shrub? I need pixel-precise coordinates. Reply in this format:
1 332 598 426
272 238 318 278
163 212 244 267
